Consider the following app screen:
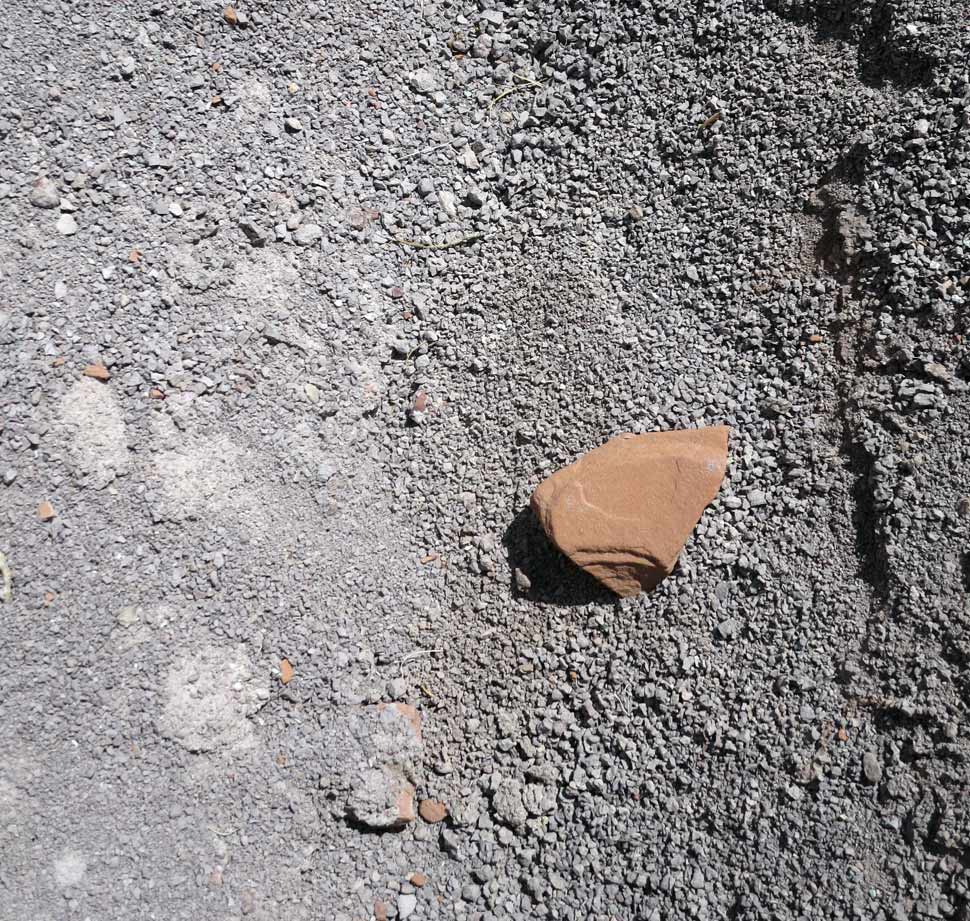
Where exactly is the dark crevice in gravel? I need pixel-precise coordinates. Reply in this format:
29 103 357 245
503 505 616 606
766 0 939 90
843 427 893 604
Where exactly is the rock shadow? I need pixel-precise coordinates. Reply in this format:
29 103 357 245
766 0 936 90
503 505 618 607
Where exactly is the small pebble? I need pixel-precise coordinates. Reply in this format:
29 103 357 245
56 214 78 236
862 752 882 785
397 893 417 919
29 177 60 209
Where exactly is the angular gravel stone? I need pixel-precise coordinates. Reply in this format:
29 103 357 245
56 213 78 236
492 777 527 830
293 223 322 246
239 218 268 247
397 893 417 919
862 752 882 785
409 69 438 95
29 177 60 209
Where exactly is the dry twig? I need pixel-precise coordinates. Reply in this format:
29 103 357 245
390 233 484 250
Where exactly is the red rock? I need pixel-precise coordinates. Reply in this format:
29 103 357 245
410 872 428 887
83 364 110 381
279 658 294 684
396 780 417 824
223 5 237 24
37 500 56 521
418 799 447 823
374 901 388 921
531 427 729 597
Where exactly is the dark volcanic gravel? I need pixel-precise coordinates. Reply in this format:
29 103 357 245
1 0 967 919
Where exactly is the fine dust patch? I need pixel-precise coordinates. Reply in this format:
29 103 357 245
59 377 129 489
229 248 301 310
164 243 223 293
156 643 269 753
109 602 178 655
233 77 272 127
0 777 23 831
150 433 256 524
53 850 87 888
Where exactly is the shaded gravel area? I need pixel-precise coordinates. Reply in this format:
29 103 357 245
1 1 967 919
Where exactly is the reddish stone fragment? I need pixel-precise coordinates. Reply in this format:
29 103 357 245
396 780 417 824
419 799 447 823
83 364 110 381
280 658 294 684
37 500 56 521
531 427 729 597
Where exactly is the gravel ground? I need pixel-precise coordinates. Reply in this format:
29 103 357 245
1 1 968 919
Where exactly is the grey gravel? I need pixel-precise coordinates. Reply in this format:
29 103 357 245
239 217 268 247
292 223 322 246
1 0 967 919
409 69 438 95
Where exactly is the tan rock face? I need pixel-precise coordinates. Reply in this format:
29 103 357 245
531 426 729 597
418 798 448 823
